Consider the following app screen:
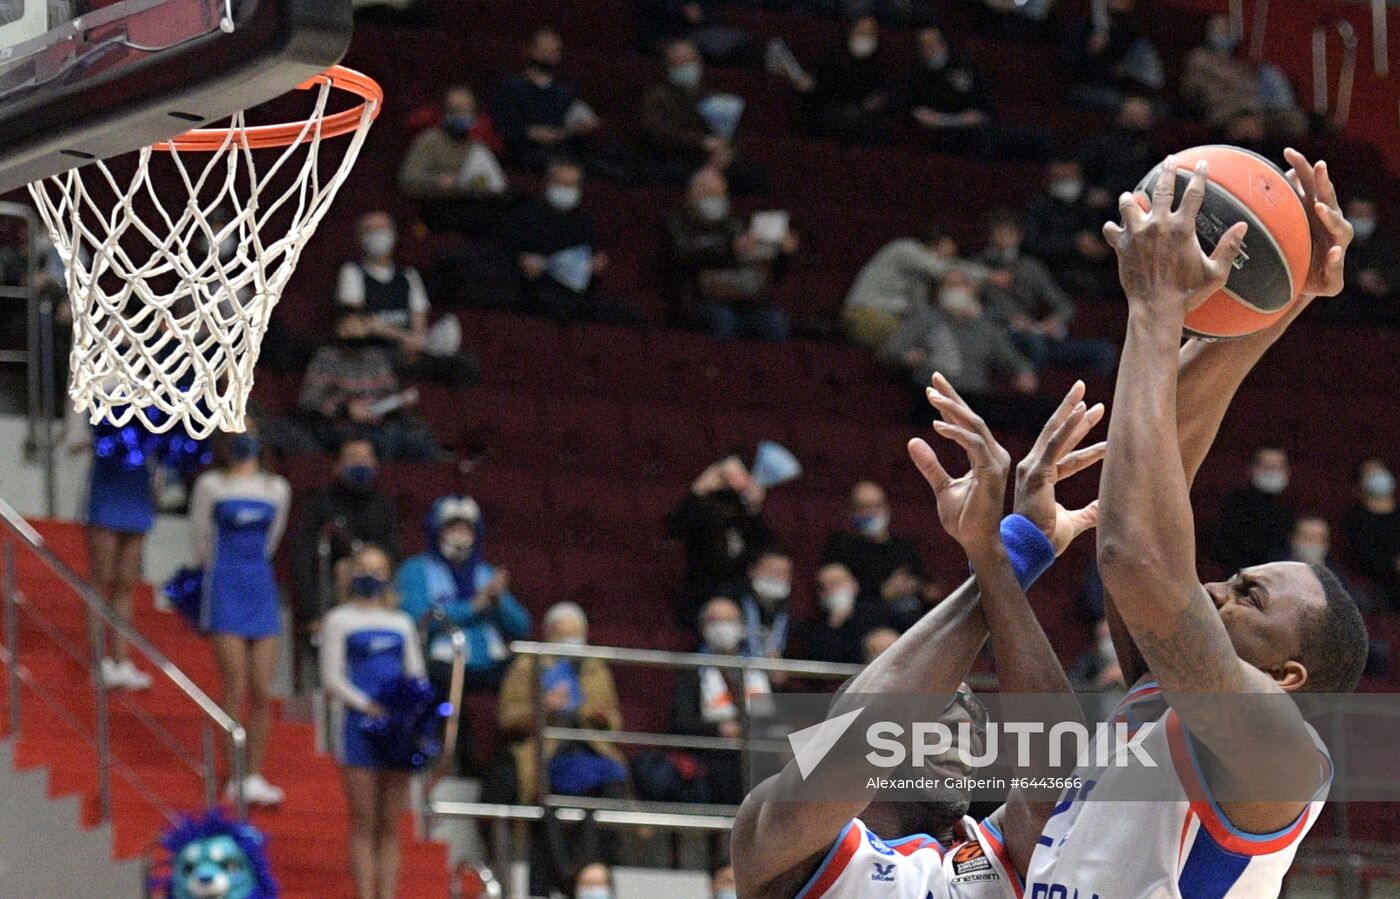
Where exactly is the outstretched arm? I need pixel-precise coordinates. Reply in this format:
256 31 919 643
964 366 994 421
1097 158 1319 834
1102 148 1355 688
731 575 988 898
917 375 1102 876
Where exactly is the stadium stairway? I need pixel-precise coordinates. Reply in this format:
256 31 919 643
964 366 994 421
0 519 453 898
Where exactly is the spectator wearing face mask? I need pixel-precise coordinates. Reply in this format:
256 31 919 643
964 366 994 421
297 309 448 462
492 29 601 172
980 210 1116 376
664 166 795 342
1062 0 1163 112
797 15 890 145
640 40 767 195
502 159 644 325
668 454 775 627
821 480 932 604
842 229 989 350
880 269 1049 431
1181 14 1306 138
396 496 530 696
1209 447 1295 572
797 563 884 665
672 596 769 805
1023 158 1114 297
1344 457 1400 610
899 26 1050 160
728 549 794 663
1076 96 1158 201
290 437 401 636
490 604 627 892
337 211 479 387
569 862 615 899
1328 197 1400 327
397 86 508 237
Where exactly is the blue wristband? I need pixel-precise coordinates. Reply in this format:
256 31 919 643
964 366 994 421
999 513 1056 591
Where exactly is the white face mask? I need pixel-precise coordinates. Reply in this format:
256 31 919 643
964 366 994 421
1251 470 1288 495
669 61 702 90
1351 218 1376 241
713 891 738 899
822 586 858 616
1292 542 1328 566
438 534 474 562
704 620 743 652
362 229 395 258
695 195 730 222
1047 179 1083 203
751 575 791 604
576 889 613 899
1363 469 1396 498
545 184 581 211
939 286 978 316
849 35 878 58
923 49 949 69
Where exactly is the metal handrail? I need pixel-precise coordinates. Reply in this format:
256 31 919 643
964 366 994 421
1313 19 1360 129
0 498 248 818
508 640 866 677
1372 0 1389 77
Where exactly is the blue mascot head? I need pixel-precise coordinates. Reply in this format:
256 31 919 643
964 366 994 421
154 810 277 899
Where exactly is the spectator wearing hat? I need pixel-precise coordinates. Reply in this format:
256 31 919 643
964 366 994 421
396 496 530 697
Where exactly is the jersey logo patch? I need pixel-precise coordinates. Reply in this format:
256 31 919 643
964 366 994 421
871 862 895 883
867 832 895 856
951 841 991 877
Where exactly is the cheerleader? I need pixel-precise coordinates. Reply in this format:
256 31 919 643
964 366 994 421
187 428 291 807
85 421 156 690
321 544 426 899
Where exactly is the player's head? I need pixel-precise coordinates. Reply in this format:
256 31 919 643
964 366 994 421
1204 561 1368 693
830 678 982 837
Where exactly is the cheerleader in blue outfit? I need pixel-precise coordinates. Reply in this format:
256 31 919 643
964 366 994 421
321 544 425 899
187 428 291 808
85 420 157 690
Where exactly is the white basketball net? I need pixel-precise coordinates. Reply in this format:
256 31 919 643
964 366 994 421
28 76 378 438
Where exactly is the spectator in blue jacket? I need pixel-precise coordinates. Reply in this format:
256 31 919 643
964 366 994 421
396 495 530 696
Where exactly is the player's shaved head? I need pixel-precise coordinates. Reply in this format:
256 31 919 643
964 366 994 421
1205 561 1367 693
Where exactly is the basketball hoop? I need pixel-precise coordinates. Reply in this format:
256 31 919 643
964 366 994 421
28 65 383 438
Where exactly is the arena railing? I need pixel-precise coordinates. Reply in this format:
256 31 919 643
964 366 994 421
424 640 895 884
425 641 1382 896
0 497 250 819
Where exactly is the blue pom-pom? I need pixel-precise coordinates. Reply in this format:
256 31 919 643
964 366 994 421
163 567 205 631
357 676 447 770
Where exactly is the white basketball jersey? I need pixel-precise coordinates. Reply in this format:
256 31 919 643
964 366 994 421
1026 681 1331 899
795 815 1024 899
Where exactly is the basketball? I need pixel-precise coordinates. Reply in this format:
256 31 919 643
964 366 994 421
1134 145 1311 339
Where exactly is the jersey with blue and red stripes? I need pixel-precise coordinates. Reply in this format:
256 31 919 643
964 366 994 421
1026 681 1331 899
795 815 1023 899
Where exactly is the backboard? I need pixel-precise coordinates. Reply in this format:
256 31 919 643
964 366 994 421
0 0 352 193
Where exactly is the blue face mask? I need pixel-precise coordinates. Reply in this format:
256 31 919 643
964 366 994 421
349 574 388 599
229 435 260 461
443 113 476 138
341 464 377 490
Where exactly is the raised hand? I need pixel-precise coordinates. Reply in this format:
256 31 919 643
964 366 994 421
1013 380 1107 556
907 373 1010 555
1104 157 1248 315
1282 147 1353 299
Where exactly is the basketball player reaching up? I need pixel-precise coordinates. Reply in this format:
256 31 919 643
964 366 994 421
732 376 1105 899
1027 150 1368 898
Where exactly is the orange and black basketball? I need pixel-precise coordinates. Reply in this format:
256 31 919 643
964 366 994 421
1135 145 1311 339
